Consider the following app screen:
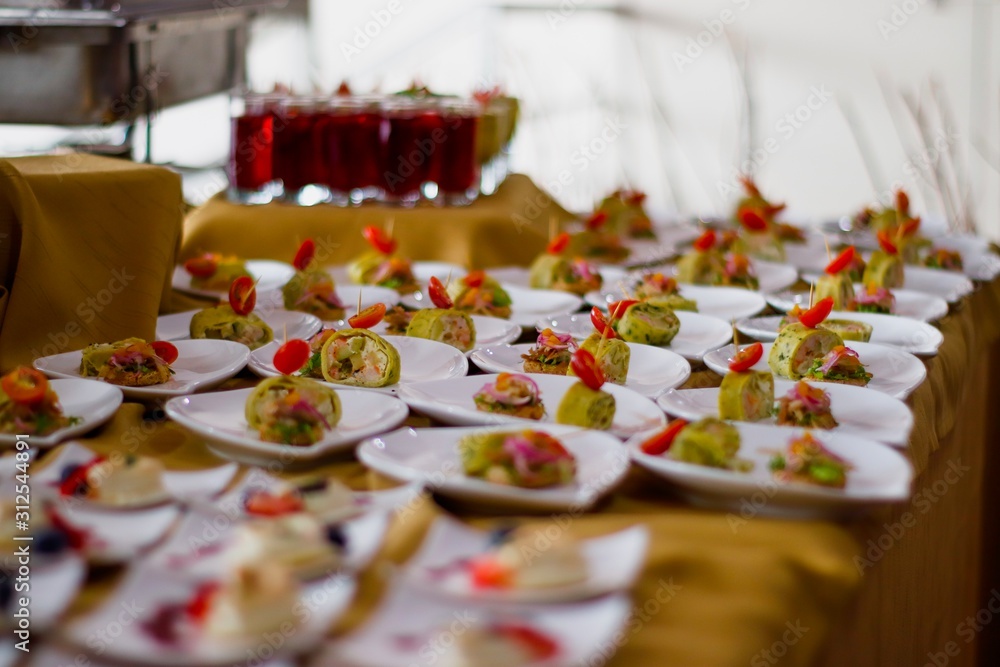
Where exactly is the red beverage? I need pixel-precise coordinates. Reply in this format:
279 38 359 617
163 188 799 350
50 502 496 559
381 98 442 204
229 112 273 190
438 102 480 199
324 96 383 197
272 97 326 195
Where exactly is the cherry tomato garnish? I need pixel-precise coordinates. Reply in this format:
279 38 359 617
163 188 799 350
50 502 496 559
590 306 617 339
799 296 834 328
463 270 485 288
228 276 256 315
1 367 49 405
244 490 305 516
728 341 763 372
363 225 397 255
150 341 179 365
58 457 105 497
607 299 639 320
470 557 512 588
349 303 386 329
824 246 855 275
585 211 608 230
428 276 453 309
640 418 689 456
899 217 920 237
186 582 220 621
546 232 571 255
293 238 316 271
877 230 898 255
895 189 909 214
184 255 218 279
738 208 768 232
570 348 605 391
273 339 311 375
693 230 716 251
497 625 560 660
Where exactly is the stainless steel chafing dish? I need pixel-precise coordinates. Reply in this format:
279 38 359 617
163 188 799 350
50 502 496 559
0 0 280 126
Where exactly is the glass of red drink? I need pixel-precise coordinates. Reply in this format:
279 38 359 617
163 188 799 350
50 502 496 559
323 95 385 205
380 96 443 206
227 92 277 204
272 95 330 205
437 98 481 206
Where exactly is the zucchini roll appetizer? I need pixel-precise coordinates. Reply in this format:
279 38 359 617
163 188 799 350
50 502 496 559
675 248 726 285
458 429 576 488
566 211 631 263
814 273 854 311
81 339 174 386
245 375 341 446
770 432 851 488
849 284 895 314
923 248 963 271
521 329 576 375
819 319 872 343
528 255 602 296
447 271 513 319
319 329 401 388
633 273 698 311
555 348 616 430
718 371 774 422
281 269 345 321
614 302 680 346
473 373 545 420
863 250 904 289
804 345 872 386
348 226 420 294
190 306 274 351
571 332 630 385
0 367 79 436
184 253 251 291
406 309 476 353
721 253 759 290
598 189 656 239
775 380 838 429
767 322 844 380
669 417 744 469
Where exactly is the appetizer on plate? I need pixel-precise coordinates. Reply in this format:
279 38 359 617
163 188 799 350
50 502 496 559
804 345 873 387
405 277 477 352
227 514 348 579
597 189 656 239
923 248 963 272
521 328 577 375
282 239 346 321
675 231 726 285
447 271 513 319
348 225 420 294
0 366 80 435
555 349 616 430
592 300 680 347
768 298 844 380
383 305 414 335
468 526 587 590
58 453 167 507
631 272 698 311
243 478 359 524
528 232 604 296
566 211 631 263
474 373 545 420
183 253 251 291
718 343 774 421
818 319 872 343
862 231 905 289
438 621 560 667
320 305 401 388
775 380 838 429
732 175 789 260
640 417 749 470
770 431 851 488
570 332 629 385
79 339 176 387
815 247 856 310
245 375 342 446
849 284 895 314
458 429 576 488
190 277 274 350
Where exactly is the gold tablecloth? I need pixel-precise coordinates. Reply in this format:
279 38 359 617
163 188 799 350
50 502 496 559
4 156 999 666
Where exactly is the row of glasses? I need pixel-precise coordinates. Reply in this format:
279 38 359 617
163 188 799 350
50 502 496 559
227 92 482 207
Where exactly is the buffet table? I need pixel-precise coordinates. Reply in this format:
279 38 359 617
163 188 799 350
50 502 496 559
3 155 999 666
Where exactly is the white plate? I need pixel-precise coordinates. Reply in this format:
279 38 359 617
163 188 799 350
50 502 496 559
172 259 295 299
403 517 648 603
669 258 799 294
156 308 322 343
64 567 354 666
34 442 237 509
657 378 913 446
586 283 767 321
19 553 87 633
703 342 927 400
627 421 913 518
930 237 1000 281
0 379 122 448
469 342 691 398
145 506 389 579
311 585 632 667
486 265 628 289
402 284 583 328
766 286 948 323
165 386 409 465
357 425 631 512
51 502 180 565
34 340 250 400
397 374 666 439
327 261 467 286
30 647 295 667
536 311 732 363
802 266 973 304
736 311 944 356
327 314 521 353
247 335 469 394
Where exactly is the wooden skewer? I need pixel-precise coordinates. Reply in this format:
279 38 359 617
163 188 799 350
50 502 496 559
386 216 395 240
823 234 832 262
808 283 814 309
549 215 557 242
732 319 740 349
357 289 363 317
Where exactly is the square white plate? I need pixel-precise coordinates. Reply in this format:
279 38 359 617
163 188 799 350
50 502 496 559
0 379 122 448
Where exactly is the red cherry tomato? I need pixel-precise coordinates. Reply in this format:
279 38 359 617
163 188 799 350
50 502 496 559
640 418 689 456
273 339 311 375
293 239 316 271
463 270 485 288
693 230 716 251
570 348 605 391
799 296 834 328
1 367 49 405
185 582 220 621
607 299 639 320
150 341 179 365
590 306 617 339
895 189 909 215
728 341 763 372
585 211 608 230
824 246 855 275
362 225 397 255
58 457 106 497
244 491 305 517
899 217 920 237
428 276 453 309
228 276 256 315
184 255 218 279
349 303 386 329
546 232 571 255
738 208 769 232
877 230 898 255
469 557 512 588
498 625 560 661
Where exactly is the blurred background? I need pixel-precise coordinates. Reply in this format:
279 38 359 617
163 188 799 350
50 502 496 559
1 0 998 237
